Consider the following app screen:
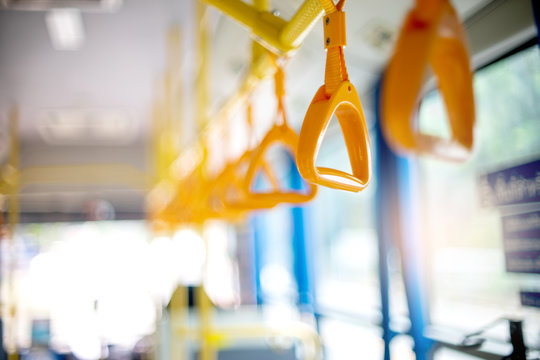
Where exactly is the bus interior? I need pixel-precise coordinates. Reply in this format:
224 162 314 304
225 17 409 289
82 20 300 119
0 0 539 359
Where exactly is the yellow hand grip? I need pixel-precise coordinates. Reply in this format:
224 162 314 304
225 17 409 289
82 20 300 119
297 1 371 192
381 0 475 161
202 169 247 222
298 81 371 192
153 173 196 228
222 150 282 210
243 122 318 205
214 98 284 211
242 63 318 205
176 168 203 223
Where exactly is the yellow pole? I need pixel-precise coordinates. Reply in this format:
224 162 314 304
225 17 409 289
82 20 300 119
169 285 189 360
195 2 215 359
196 1 210 133
152 100 166 185
4 106 19 360
196 283 214 360
164 26 183 171
152 26 183 187
200 0 323 54
7 106 19 232
174 321 322 360
252 0 269 61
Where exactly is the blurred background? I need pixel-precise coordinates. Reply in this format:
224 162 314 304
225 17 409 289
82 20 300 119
0 0 539 359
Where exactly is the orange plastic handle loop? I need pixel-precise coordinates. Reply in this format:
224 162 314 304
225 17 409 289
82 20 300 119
241 61 318 205
298 2 371 192
381 0 475 161
246 99 255 146
189 147 229 224
243 123 318 205
202 168 247 222
159 166 199 226
222 150 282 210
298 81 371 192
219 94 283 211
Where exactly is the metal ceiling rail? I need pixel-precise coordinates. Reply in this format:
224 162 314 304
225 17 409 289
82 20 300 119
200 0 325 54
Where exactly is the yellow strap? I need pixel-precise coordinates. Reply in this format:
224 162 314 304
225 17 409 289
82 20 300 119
260 161 281 190
222 121 232 161
324 47 348 95
415 0 445 21
246 99 256 148
320 0 348 95
273 61 287 126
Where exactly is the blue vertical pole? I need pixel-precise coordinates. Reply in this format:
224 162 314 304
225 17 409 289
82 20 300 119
251 173 269 307
375 79 433 360
289 155 315 315
396 158 434 360
375 82 398 360
251 214 265 306
532 0 540 46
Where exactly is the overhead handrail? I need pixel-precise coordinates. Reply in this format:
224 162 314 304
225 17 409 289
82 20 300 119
243 61 318 204
297 0 372 192
200 0 325 54
187 0 324 164
381 0 475 161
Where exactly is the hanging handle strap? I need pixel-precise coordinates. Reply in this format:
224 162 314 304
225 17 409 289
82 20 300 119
414 0 446 22
269 55 289 126
245 97 257 149
381 0 475 161
274 63 286 124
297 0 372 192
239 57 318 204
321 0 348 95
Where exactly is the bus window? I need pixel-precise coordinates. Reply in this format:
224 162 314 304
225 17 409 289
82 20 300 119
417 44 540 346
307 121 414 357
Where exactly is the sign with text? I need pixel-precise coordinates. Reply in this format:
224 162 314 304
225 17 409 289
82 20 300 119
479 159 540 207
520 291 540 308
502 210 540 274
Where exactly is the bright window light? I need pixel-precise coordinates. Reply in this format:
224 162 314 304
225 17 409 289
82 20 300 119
46 9 85 51
172 228 206 286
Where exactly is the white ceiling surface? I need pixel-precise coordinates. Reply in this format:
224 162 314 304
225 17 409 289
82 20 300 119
0 0 191 215
0 0 501 216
